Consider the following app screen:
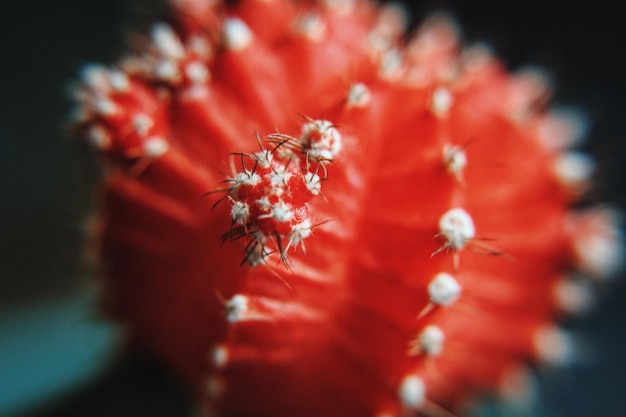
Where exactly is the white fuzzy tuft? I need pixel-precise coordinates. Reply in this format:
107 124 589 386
225 294 249 323
289 220 313 250
81 64 110 93
232 172 262 189
211 344 229 369
570 209 623 279
86 124 111 150
294 13 326 41
304 172 322 195
269 165 292 188
155 59 180 82
223 18 253 51
553 277 594 315
300 119 342 161
438 208 475 250
133 114 154 137
428 272 461 306
230 200 250 225
253 150 273 168
553 151 594 191
271 201 294 223
143 137 169 158
152 23 185 60
418 325 445 356
185 61 210 84
443 144 467 175
108 70 130 92
93 97 118 116
536 108 588 150
430 86 453 117
258 201 293 223
533 325 574 366
347 83 372 108
378 48 403 79
398 375 426 409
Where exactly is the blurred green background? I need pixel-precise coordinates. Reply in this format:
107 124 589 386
1 1 625 416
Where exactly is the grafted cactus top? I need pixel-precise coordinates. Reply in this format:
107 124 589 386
72 0 621 416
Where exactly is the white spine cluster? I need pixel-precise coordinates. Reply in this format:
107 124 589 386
533 325 574 366
536 108 588 151
185 61 210 84
86 124 112 150
269 201 294 223
304 172 322 195
231 172 262 190
438 208 475 250
443 144 467 177
219 120 340 266
430 86 453 117
552 151 594 192
288 220 313 251
347 83 372 108
553 277 594 315
152 23 186 60
569 209 623 279
143 136 170 158
230 200 250 225
81 64 128 94
398 375 426 409
132 114 154 137
269 166 293 188
253 150 273 168
139 22 212 90
300 120 343 161
211 344 229 369
225 294 249 323
151 23 187 83
294 13 327 41
417 325 445 356
428 272 462 306
78 65 127 116
223 18 253 51
75 63 172 160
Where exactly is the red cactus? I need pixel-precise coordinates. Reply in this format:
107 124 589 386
72 0 621 416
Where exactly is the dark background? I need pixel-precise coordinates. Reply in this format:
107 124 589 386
0 1 625 416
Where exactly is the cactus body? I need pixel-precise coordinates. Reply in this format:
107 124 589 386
72 0 621 416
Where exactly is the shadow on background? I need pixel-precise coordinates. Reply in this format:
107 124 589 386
0 0 625 416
